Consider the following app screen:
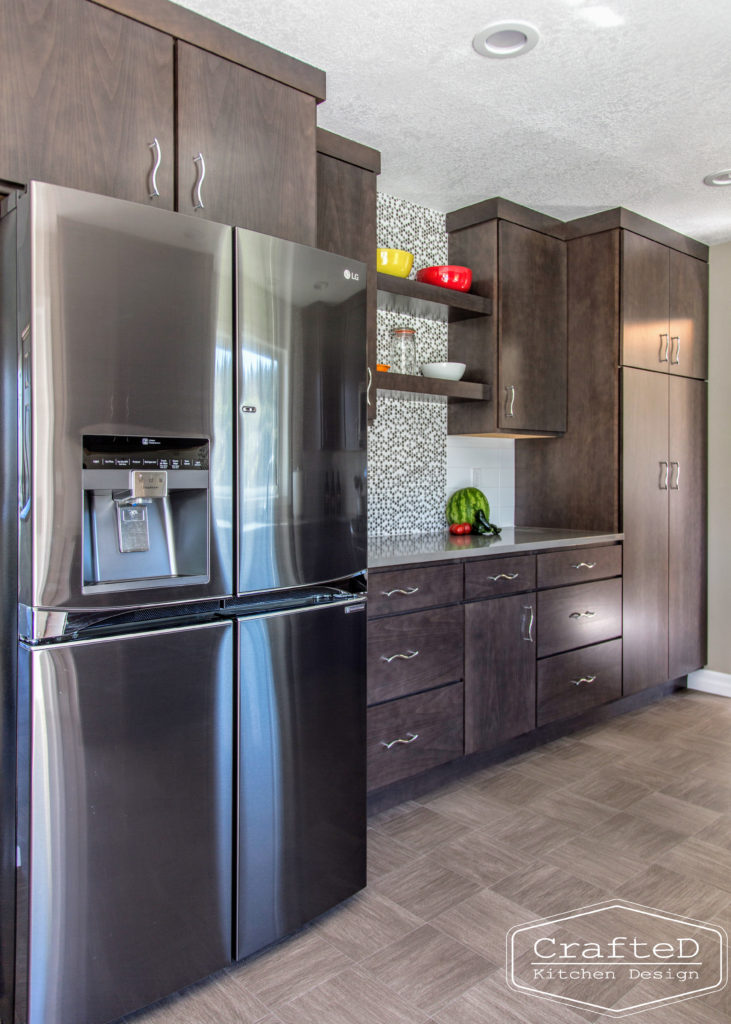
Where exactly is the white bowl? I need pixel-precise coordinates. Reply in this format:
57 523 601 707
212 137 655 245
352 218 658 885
420 362 466 381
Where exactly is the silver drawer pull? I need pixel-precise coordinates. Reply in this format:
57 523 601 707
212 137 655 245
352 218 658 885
380 732 419 750
569 610 597 619
659 333 669 363
570 562 597 569
381 650 420 663
193 152 206 209
670 335 680 365
148 137 161 198
382 586 419 597
520 604 535 642
571 675 597 687
488 572 519 581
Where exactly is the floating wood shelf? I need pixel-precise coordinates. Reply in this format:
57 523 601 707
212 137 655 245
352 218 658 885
376 370 492 401
376 273 492 323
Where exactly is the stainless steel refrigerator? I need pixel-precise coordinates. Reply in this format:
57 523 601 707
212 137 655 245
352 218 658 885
0 182 366 1024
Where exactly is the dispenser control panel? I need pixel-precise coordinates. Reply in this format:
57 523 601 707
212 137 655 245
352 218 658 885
82 435 209 471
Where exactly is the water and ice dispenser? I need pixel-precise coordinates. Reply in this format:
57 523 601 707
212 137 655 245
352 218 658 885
82 436 210 590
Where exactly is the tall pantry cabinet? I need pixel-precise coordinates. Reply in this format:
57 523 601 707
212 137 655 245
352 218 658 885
515 210 708 696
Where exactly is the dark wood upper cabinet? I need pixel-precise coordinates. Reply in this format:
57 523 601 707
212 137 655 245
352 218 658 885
669 249 709 381
176 42 316 244
464 593 536 752
0 0 175 207
668 376 707 678
621 230 708 380
316 129 380 421
447 200 567 436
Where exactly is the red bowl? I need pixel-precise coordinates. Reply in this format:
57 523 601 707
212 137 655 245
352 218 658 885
415 265 472 291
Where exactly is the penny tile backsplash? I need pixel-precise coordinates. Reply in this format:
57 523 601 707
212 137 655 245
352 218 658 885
368 193 515 538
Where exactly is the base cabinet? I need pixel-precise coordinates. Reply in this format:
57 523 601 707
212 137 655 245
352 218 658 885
465 594 536 752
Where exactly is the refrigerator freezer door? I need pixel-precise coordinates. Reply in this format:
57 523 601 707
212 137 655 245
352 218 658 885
237 599 366 959
237 229 367 595
17 621 234 1024
18 182 234 612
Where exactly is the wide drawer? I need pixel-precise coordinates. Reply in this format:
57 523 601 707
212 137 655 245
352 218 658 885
464 554 535 600
538 578 622 657
537 639 622 726
367 683 464 791
537 544 622 589
367 605 463 705
368 563 462 617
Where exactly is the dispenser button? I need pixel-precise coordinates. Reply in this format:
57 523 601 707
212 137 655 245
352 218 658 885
115 458 130 468
103 458 115 467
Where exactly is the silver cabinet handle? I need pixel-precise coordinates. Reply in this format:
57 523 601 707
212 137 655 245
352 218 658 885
367 365 372 407
669 461 680 490
193 153 206 210
571 675 597 686
520 604 534 642
381 650 419 663
659 461 669 490
380 732 419 750
569 610 597 619
670 336 680 365
659 333 669 362
505 384 516 418
570 561 597 569
382 587 419 597
148 138 161 199
487 572 519 581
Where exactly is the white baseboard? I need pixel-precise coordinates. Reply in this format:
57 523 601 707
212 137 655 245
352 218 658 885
687 669 731 698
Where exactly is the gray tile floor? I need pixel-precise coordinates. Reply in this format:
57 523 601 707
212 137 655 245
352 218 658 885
126 691 731 1023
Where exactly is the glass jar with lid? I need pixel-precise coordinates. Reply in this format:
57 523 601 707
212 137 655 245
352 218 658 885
389 327 417 374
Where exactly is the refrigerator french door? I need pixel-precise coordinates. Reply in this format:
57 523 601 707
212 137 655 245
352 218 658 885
237 598 366 959
16 621 234 1024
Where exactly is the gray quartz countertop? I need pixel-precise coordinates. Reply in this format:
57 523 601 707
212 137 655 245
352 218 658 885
368 527 623 569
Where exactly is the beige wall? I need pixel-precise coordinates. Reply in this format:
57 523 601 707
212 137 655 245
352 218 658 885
706 241 731 673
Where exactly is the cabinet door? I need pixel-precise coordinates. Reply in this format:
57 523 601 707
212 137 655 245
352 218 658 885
317 151 378 420
621 232 670 372
177 42 316 244
498 221 567 432
668 377 707 677
0 0 174 207
669 250 708 380
621 368 669 694
465 594 536 753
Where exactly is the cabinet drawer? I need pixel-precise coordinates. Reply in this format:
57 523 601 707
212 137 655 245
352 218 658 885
367 606 463 705
538 579 622 657
368 564 462 617
464 555 535 600
537 639 622 726
537 545 622 589
367 683 464 791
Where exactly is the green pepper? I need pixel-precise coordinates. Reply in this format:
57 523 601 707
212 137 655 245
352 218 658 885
472 509 502 536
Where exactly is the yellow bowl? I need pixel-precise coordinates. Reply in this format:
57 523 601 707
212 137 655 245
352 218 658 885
377 248 414 277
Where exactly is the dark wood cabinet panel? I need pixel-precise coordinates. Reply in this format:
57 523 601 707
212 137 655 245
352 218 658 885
537 579 622 658
621 231 670 372
536 544 622 589
668 377 707 678
498 221 567 432
367 605 463 705
367 683 464 791
464 555 535 600
1 0 174 207
515 230 620 530
622 368 670 694
669 250 708 380
176 42 316 243
537 639 622 727
367 564 462 617
316 147 378 420
465 595 536 753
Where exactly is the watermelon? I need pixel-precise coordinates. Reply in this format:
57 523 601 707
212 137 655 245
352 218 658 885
445 487 490 526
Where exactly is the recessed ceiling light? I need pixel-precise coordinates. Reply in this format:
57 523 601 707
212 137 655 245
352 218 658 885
472 21 540 59
703 169 731 187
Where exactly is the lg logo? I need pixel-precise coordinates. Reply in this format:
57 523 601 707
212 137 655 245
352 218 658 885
343 269 360 281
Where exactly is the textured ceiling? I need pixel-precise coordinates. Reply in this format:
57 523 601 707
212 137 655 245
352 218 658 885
178 0 731 244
